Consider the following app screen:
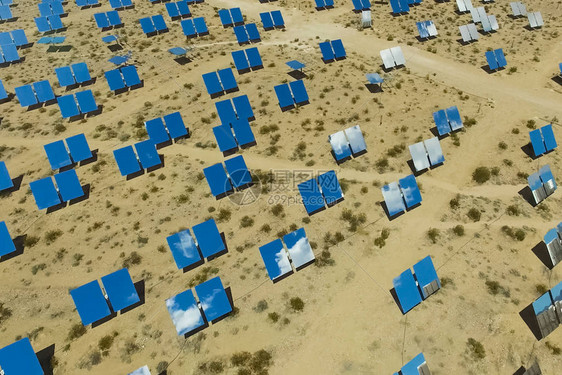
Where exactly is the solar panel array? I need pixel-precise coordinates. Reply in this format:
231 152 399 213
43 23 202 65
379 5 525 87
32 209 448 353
527 12 544 28
55 62 92 87
165 0 190 18
352 0 371 11
139 15 168 35
218 7 243 27
471 7 499 33
231 47 263 73
0 29 28 47
380 46 406 69
485 48 507 70
416 20 438 39
166 218 226 270
260 10 284 29
145 112 189 145
432 105 463 136
37 36 66 45
329 125 367 162
381 174 422 217
105 65 142 91
409 137 445 172
529 124 557 158
202 68 238 97
30 169 85 209
0 338 44 375
35 14 64 32
259 227 315 281
319 39 346 62
57 90 98 118
298 170 344 215
459 23 479 43
394 352 431 375
109 0 132 9
166 276 232 336
113 140 161 176
76 0 99 7
527 165 557 205
543 223 562 268
43 133 92 170
70 268 140 325
389 0 410 14
0 43 19 64
233 23 261 44
531 280 562 338
274 80 309 110
181 17 208 38
393 256 440 313
38 1 64 17
15 80 54 107
94 10 122 29
203 155 252 197
315 0 335 9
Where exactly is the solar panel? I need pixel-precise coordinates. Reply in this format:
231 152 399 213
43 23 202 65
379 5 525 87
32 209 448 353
245 47 263 69
331 39 346 59
409 142 430 172
11 29 28 46
113 146 141 176
231 119 255 147
445 106 463 131
76 90 98 114
413 256 440 299
146 118 170 145
0 80 6 101
55 66 75 87
542 124 557 152
192 219 225 259
260 12 274 29
215 99 237 125
286 60 306 70
393 269 422 313
232 94 254 121
107 10 122 26
15 85 37 107
47 15 64 30
166 289 205 336
203 163 232 197
399 175 422 208
70 280 112 325
298 178 325 214
401 353 428 375
44 140 71 170
416 21 429 39
433 109 450 136
135 140 160 169
195 277 233 322
54 169 84 202
352 0 362 11
66 133 92 163
167 229 202 269
259 239 292 280
0 338 44 375
283 227 315 269
101 268 140 312
488 15 499 31
0 221 16 257
329 131 352 161
153 15 167 31
0 32 10 45
289 79 309 105
57 94 80 118
0 161 13 191
218 68 237 91
181 19 196 37
485 50 498 70
532 291 556 337
319 41 335 61
424 137 444 166
345 125 367 155
233 25 249 43
33 80 54 103
129 365 151 375
318 170 343 205
232 50 250 71
224 155 251 188
1 43 19 62
121 65 141 87
213 125 237 152
539 165 556 196
0 5 12 20
271 10 284 27
495 48 507 68
382 182 405 217
246 23 261 41
202 72 223 95
390 47 406 66
380 49 395 69
366 73 383 84
218 9 233 27
274 84 294 109
193 17 208 34
177 1 190 16
94 12 110 28
529 129 546 157
139 17 156 34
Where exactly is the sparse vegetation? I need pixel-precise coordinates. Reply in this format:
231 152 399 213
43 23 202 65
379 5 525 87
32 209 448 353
472 167 491 184
466 338 486 360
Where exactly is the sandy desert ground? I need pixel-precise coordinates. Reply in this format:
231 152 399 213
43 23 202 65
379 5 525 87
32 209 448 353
1 0 562 374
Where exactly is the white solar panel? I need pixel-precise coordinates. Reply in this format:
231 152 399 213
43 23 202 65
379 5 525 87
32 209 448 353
380 49 395 69
427 21 438 37
534 12 544 27
510 2 521 16
424 137 444 166
470 7 481 23
528 12 537 28
464 0 473 10
488 15 499 30
409 142 430 172
518 3 527 15
467 23 479 40
456 0 468 12
361 10 372 28
345 125 367 155
478 8 491 31
390 46 406 66
459 25 471 42
329 131 349 156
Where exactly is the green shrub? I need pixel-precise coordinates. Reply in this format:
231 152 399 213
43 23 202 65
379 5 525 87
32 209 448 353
289 297 304 312
427 228 440 244
467 338 486 359
467 208 481 222
452 225 465 236
472 167 491 184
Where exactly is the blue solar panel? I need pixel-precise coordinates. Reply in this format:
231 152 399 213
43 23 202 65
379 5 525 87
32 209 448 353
54 169 84 201
332 39 346 59
11 29 28 46
164 112 188 139
153 15 167 31
224 155 251 188
166 289 205 336
352 0 362 10
0 221 16 257
0 338 44 375
495 48 507 68
231 119 255 147
168 47 187 56
366 73 384 84
52 36 66 44
66 133 92 163
298 178 325 214
33 80 55 103
167 229 202 269
166 2 180 18
393 269 422 313
289 80 309 105
218 68 237 91
193 17 207 34
121 65 141 87
533 292 553 315
260 12 274 29
445 106 463 131
30 177 61 210
139 17 156 34
146 118 170 145
286 60 306 70
0 80 6 101
417 21 429 38
57 94 80 118
1 43 19 62
213 125 237 152
135 140 160 169
246 23 260 41
318 170 343 205
399 174 422 208
107 10 121 26
232 94 254 120
195 276 232 322
113 146 141 176
539 165 556 186
218 9 233 26
319 41 334 61
192 218 225 259
216 99 237 125
401 353 426 375
101 268 140 312
102 35 118 43
202 72 223 95
283 227 315 269
55 66 75 87
230 7 243 24
108 56 128 65
542 124 557 152
39 3 52 17
259 239 291 280
181 19 196 36
234 25 249 43
433 109 450 136
109 0 121 8
529 129 546 157
47 14 64 30
485 50 498 70
412 256 439 299
0 161 13 191
75 90 98 113
15 85 37 107
271 10 284 26
51 2 64 15
0 32 10 45
70 280 112 325
232 50 250 71
315 0 325 7
0 5 12 20
246 47 262 68
177 1 190 16
44 140 71 170
274 83 294 109
203 163 232 197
